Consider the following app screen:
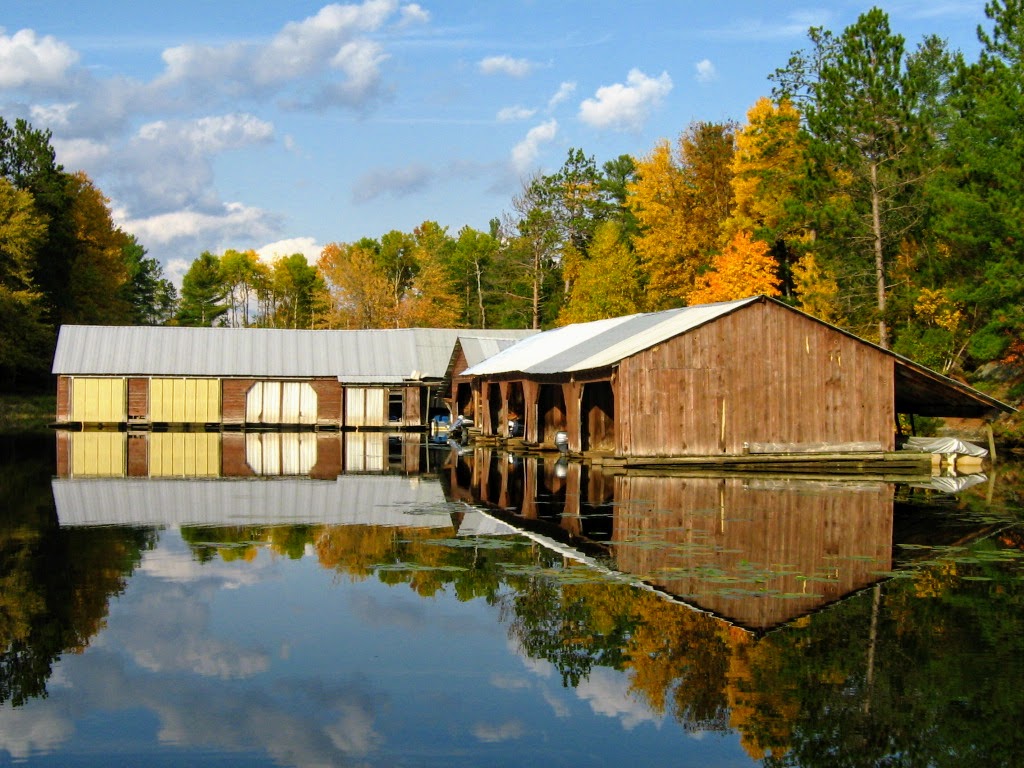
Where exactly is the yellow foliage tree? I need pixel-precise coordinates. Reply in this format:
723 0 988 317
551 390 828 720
688 231 781 304
317 241 392 328
627 123 736 309
557 221 644 324
791 252 844 324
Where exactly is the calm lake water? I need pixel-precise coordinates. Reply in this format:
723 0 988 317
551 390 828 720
2 430 1024 767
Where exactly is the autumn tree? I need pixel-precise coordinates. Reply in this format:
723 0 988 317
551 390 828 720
688 231 782 305
318 240 391 329
64 172 132 325
727 97 809 298
628 122 736 308
268 253 326 329
0 177 49 386
397 221 462 328
558 221 644 324
220 249 264 327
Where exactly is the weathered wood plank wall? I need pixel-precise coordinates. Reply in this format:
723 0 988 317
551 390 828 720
616 301 894 457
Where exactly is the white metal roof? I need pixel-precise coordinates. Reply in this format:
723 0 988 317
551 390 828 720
463 297 758 376
52 325 534 382
52 475 454 527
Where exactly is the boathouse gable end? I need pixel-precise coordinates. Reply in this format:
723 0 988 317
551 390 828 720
616 299 894 457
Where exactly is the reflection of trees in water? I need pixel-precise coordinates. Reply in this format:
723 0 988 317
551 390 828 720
0 442 155 706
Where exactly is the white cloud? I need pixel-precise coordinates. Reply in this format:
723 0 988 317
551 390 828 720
547 81 577 110
511 119 558 173
497 105 536 122
398 3 431 26
154 0 404 107
695 58 717 83
52 137 111 170
121 202 274 246
256 237 323 264
578 68 673 132
479 55 533 77
0 27 78 88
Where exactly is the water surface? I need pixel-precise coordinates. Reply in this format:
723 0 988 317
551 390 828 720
2 432 1023 766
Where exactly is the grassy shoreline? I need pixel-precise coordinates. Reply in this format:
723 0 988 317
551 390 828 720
0 394 56 434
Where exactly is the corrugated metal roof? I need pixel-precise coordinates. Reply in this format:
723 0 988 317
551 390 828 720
463 297 758 376
53 476 453 527
52 326 534 382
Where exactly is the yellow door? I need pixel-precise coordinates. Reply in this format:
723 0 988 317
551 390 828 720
71 378 126 423
150 379 222 423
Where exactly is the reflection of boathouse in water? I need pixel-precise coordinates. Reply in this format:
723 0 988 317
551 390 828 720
445 446 991 632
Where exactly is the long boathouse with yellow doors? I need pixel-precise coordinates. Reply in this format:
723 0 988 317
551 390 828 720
52 325 534 430
457 296 1014 469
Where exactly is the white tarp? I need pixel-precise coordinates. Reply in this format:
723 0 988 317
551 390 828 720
902 436 988 457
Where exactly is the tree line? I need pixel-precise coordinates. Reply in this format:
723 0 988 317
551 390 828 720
4 2 1023 395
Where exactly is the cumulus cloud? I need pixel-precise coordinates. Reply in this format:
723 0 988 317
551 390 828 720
257 237 323 264
120 202 276 246
578 68 672 132
0 27 78 88
479 55 533 77
547 81 577 110
352 163 435 203
497 105 536 122
511 119 558 173
107 114 274 217
398 3 431 26
695 58 717 83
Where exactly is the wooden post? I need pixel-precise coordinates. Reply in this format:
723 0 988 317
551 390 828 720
987 423 997 465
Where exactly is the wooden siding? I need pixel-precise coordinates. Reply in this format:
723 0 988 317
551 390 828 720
611 475 894 629
616 300 895 458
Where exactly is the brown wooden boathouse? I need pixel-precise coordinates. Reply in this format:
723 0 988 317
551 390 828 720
453 296 1013 463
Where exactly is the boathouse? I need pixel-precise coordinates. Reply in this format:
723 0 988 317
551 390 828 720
52 325 534 430
458 296 1013 462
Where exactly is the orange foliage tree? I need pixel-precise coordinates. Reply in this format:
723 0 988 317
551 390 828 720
688 231 781 304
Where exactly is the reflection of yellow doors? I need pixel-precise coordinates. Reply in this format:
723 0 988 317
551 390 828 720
149 432 221 476
150 378 221 423
71 378 126 423
71 431 126 476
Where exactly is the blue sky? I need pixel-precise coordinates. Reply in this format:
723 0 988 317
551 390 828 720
1 1 987 284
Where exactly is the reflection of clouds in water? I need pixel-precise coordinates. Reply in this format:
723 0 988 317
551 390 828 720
348 590 427 631
0 650 383 767
507 636 660 729
575 668 662 731
472 720 524 743
0 705 74 759
112 579 269 679
490 672 531 690
139 533 275 589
